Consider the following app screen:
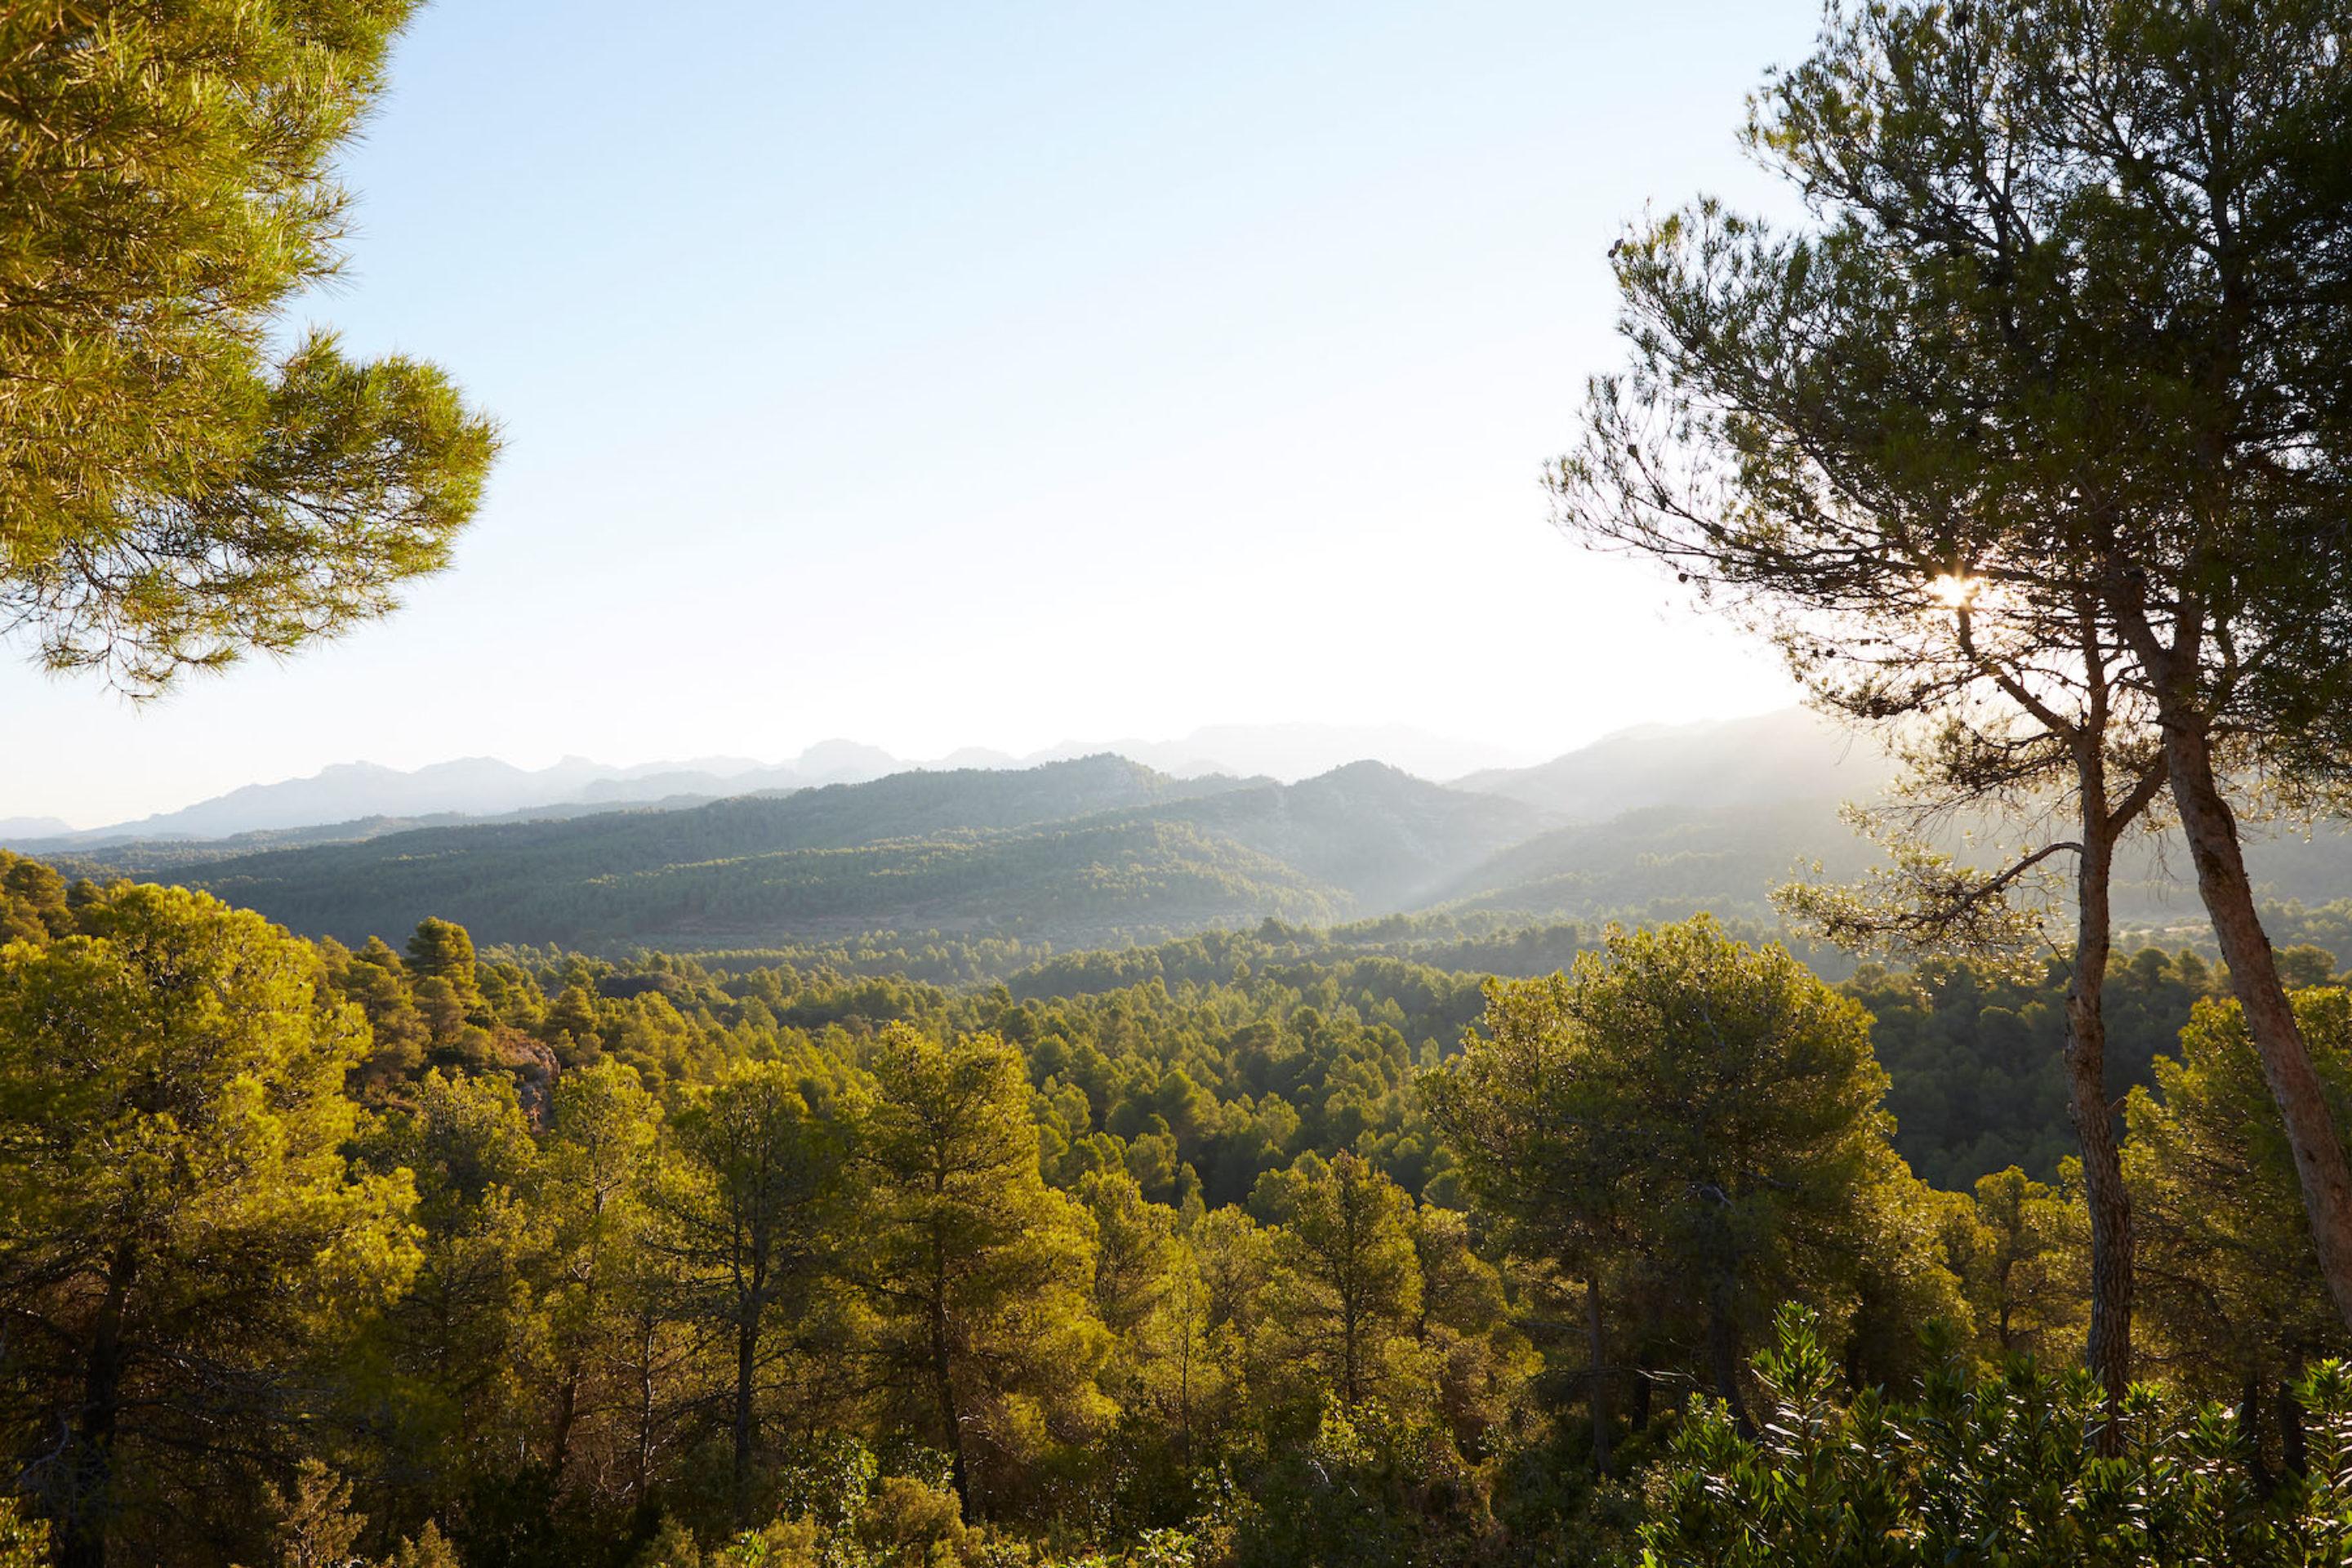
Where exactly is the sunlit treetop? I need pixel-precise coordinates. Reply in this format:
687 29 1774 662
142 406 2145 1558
0 0 497 696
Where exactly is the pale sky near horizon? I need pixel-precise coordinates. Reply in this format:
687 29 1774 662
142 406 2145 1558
4 0 1823 829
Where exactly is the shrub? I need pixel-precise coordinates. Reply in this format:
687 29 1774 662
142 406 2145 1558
1640 1307 2352 1567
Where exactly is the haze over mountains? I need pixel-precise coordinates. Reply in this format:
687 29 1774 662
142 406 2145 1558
24 707 2341 959
19 721 1540 847
1457 709 1904 818
6 711 1898 951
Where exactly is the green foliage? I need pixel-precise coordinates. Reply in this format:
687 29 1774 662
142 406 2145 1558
658 1049 864 1525
2127 987 2352 1410
351 1068 550 1512
0 1497 46 1568
1949 1168 2083 1365
0 853 70 945
1258 1153 1422 1411
0 884 2327 1564
0 884 420 1562
853 1025 1114 1517
0 0 496 691
1432 918 1949 1428
1641 1306 2352 1568
1850 947 2219 1188
1215 1395 1491 1568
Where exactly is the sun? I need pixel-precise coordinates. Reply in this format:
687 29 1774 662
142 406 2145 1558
1927 572 1980 609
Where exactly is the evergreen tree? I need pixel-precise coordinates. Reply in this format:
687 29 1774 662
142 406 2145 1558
0 0 496 692
540 1062 665 1494
653 1051 862 1528
1554 0 2352 1341
1956 1166 2086 1364
0 885 419 1566
1436 918 1931 1432
2126 987 2352 1446
1259 1153 1423 1411
354 1069 550 1527
851 1025 1111 1520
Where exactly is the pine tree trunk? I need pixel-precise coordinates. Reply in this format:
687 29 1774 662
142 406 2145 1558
633 1314 657 1505
549 1363 581 1485
1586 1275 1612 1477
2239 1374 2273 1494
2163 724 2352 1330
732 1311 758 1527
1705 1283 1750 1437
2065 785 2133 1437
59 1246 136 1568
2279 1383 2308 1477
932 1230 969 1520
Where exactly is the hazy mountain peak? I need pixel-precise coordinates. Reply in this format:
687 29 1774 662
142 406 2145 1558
8 719 1614 850
1452 707 1899 822
794 739 900 780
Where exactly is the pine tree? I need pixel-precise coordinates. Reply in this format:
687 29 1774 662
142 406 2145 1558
0 0 496 692
0 885 420 1566
2126 987 2352 1444
541 1062 665 1491
653 1050 862 1527
1260 1153 1422 1411
851 1025 1111 1520
354 1070 551 1521
1435 919 1928 1432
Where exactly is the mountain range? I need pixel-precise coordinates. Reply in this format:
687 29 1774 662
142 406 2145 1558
29 708 2345 958
14 722 1539 848
12 712 1900 951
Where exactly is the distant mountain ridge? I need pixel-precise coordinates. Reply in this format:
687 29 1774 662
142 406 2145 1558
1453 708 1900 820
15 722 1533 848
88 755 1533 950
31 712 2352 956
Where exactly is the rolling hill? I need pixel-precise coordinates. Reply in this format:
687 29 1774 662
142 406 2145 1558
1452 707 1898 820
56 755 1549 951
1437 797 1878 922
16 723 1528 849
40 711 2352 958
94 756 1277 947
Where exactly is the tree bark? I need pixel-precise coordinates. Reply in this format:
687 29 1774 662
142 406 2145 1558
549 1364 581 1485
931 1229 969 1520
2278 1382 2308 1477
633 1314 657 1506
1705 1284 1751 1437
2164 724 2352 1330
2239 1374 2273 1494
1586 1275 1612 1477
730 1223 769 1529
59 1246 136 1568
2065 768 2133 1438
731 1309 758 1526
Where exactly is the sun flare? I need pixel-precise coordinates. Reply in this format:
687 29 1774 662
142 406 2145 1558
1927 572 1980 609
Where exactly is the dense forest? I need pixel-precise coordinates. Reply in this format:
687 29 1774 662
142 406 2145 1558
4 849 2348 1565
16 0 2352 1564
44 751 2352 973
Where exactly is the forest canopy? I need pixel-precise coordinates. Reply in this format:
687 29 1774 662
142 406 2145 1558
2 849 2345 1565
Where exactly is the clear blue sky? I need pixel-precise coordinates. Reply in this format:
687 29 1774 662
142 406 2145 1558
5 0 1823 827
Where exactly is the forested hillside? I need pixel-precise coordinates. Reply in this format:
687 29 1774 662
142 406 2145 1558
21 0 2352 1565
42 733 2352 967
49 760 1549 952
4 849 2345 1566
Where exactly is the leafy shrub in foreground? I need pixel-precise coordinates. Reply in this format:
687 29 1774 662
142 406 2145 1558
1641 1307 2352 1568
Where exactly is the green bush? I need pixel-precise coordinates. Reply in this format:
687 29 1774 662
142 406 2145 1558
1641 1307 2352 1567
